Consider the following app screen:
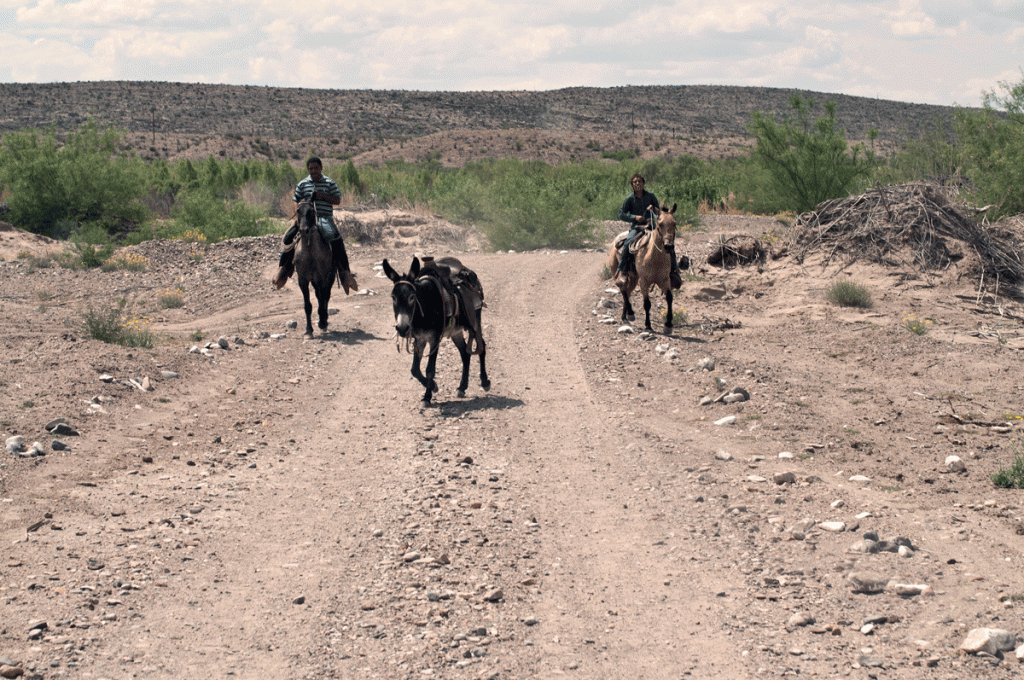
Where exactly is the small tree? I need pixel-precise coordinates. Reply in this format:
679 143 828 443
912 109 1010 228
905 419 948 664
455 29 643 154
955 71 1024 219
748 95 876 213
0 121 148 237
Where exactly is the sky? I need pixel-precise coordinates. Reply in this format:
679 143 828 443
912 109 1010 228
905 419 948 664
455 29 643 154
0 0 1022 107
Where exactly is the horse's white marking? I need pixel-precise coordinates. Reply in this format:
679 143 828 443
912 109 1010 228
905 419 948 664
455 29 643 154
396 312 412 330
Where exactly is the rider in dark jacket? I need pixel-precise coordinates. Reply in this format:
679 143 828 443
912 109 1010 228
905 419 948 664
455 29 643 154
617 174 682 288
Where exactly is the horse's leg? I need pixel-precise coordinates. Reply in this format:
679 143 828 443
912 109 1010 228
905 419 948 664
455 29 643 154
623 288 636 323
643 292 654 332
451 333 472 398
664 288 674 330
300 281 315 338
317 281 331 332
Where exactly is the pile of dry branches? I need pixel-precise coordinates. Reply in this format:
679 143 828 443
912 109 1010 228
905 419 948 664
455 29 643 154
790 182 1024 297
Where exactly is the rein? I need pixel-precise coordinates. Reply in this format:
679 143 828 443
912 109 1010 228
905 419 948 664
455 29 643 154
393 279 424 354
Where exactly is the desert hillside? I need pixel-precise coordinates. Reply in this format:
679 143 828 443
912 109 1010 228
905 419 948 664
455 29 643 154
0 82 960 167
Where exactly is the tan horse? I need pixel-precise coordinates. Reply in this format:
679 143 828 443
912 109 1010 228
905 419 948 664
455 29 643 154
607 202 678 331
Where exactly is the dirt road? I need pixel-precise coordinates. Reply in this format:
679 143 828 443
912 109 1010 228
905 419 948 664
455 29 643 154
3 217 1024 679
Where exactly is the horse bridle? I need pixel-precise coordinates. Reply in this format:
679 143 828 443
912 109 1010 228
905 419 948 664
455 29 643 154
392 279 425 319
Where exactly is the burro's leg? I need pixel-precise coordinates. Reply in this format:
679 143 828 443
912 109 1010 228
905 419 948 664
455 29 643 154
475 311 490 392
410 337 440 403
451 332 472 398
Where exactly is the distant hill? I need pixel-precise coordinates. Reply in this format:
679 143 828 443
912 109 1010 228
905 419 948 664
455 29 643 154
0 81 964 167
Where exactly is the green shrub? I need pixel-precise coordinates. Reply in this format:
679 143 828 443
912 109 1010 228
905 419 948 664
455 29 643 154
158 287 185 309
955 71 1024 220
0 120 149 237
166 192 274 242
992 441 1024 489
81 303 154 348
72 241 116 269
747 95 877 213
903 313 931 335
825 279 873 308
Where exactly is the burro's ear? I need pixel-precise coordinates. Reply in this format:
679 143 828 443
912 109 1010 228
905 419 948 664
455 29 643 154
382 258 400 283
410 257 421 278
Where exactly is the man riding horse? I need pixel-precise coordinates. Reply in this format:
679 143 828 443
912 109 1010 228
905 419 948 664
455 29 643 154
273 156 358 293
616 173 682 289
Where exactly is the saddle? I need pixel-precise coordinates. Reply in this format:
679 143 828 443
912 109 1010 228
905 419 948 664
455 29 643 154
420 257 485 353
613 227 654 255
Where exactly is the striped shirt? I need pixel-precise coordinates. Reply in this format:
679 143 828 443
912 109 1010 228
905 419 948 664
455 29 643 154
294 174 342 221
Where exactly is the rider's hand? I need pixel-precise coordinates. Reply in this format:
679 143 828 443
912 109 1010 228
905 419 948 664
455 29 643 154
310 191 322 201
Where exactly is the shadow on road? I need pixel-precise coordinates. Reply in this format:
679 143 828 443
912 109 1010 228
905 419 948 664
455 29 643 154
433 394 525 416
318 328 386 345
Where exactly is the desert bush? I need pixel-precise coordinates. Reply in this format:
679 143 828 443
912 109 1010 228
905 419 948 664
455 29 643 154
101 252 149 272
165 192 274 242
747 95 877 213
955 71 1024 219
825 279 873 308
992 441 1024 489
0 120 149 237
158 287 185 309
81 302 154 348
902 313 931 335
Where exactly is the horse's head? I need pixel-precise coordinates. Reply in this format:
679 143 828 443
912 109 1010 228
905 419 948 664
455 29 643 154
295 201 317 236
656 202 677 247
382 257 422 337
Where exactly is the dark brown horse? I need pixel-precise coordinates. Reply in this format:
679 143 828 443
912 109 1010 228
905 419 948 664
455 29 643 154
607 202 678 332
382 256 490 404
292 200 335 338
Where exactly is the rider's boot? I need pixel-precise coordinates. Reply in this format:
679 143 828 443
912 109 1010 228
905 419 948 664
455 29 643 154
331 239 358 294
272 225 299 290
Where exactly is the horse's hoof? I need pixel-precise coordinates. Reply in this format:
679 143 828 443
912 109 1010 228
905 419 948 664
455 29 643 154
318 323 328 331
456 389 467 398
481 381 491 392
626 313 636 323
303 332 314 340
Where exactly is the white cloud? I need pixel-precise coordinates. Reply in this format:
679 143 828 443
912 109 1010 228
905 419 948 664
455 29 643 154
1 0 1022 105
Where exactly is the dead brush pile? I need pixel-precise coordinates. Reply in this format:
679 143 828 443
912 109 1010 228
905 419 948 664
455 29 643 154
789 182 1024 297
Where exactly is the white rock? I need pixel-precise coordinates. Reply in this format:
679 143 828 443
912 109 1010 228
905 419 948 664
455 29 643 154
898 545 914 558
714 450 732 461
888 582 933 597
697 357 715 371
849 475 871 483
778 451 795 459
830 500 845 508
819 521 846 532
714 415 737 426
617 325 634 334
945 455 967 473
960 628 1017 655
